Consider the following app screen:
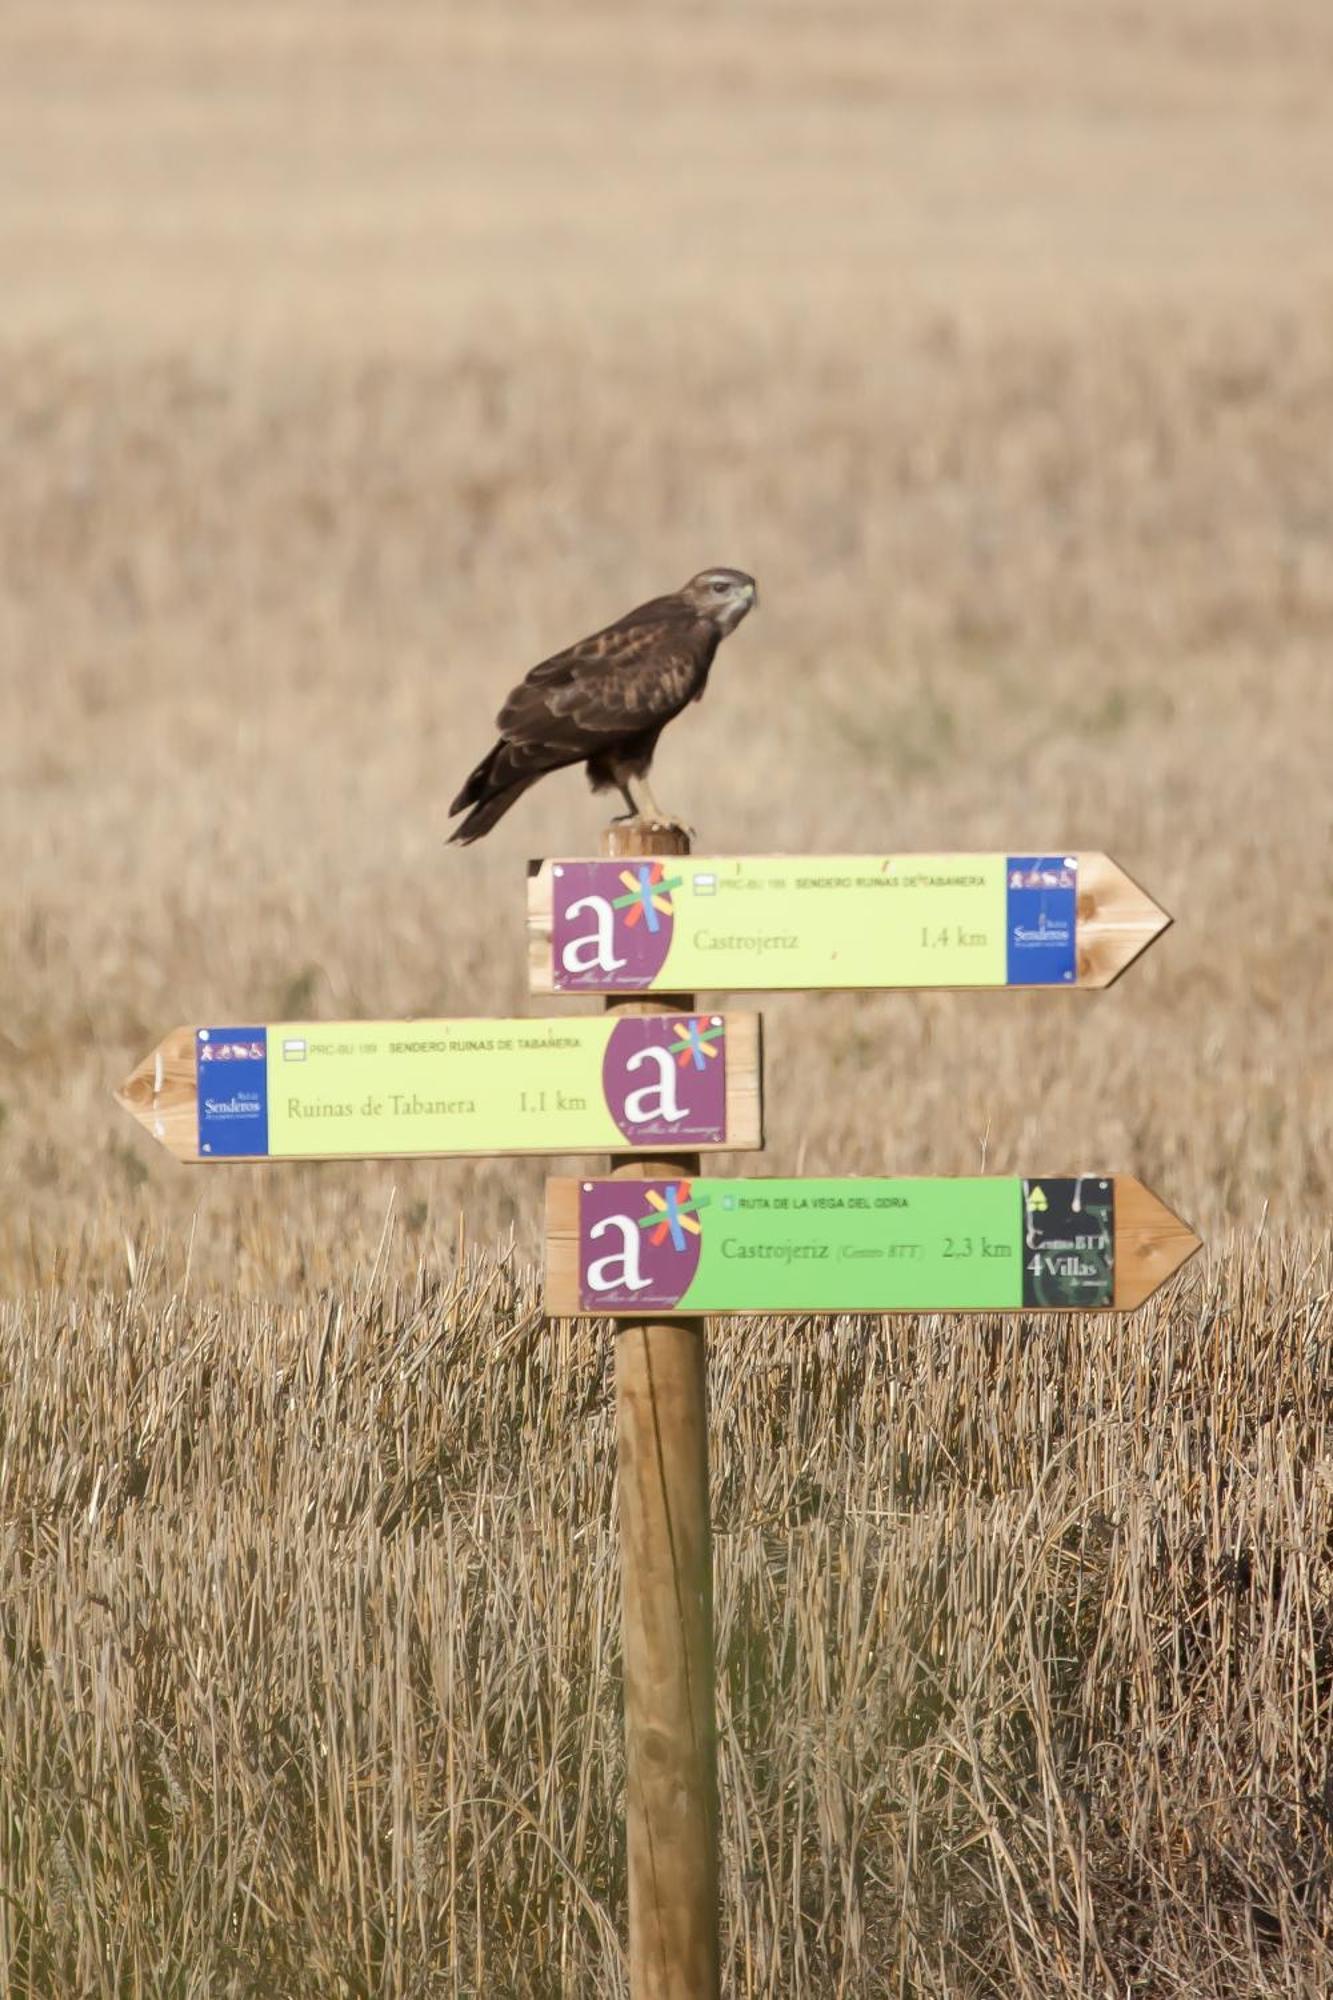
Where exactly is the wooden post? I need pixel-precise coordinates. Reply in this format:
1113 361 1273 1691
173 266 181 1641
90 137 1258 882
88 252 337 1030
602 819 720 2000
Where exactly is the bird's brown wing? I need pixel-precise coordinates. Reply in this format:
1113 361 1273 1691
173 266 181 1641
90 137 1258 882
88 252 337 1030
496 596 715 761
448 595 718 842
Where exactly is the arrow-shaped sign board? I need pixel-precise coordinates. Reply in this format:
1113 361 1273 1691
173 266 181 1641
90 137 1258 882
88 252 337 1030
116 1014 761 1162
528 853 1169 994
546 1176 1200 1316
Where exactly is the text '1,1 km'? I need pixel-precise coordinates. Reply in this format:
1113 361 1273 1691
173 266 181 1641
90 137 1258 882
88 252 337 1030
115 1014 762 1160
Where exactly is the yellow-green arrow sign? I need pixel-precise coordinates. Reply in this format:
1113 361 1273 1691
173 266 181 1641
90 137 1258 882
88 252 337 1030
528 852 1169 993
116 1015 761 1161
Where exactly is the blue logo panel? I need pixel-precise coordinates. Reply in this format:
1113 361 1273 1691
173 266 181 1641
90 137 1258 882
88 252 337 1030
1006 856 1078 985
196 1028 269 1156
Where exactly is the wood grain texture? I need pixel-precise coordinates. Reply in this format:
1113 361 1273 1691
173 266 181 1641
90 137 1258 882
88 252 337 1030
602 818 721 2000
1075 853 1172 989
528 852 1170 993
114 1025 200 1161
614 1314 718 2000
716 1011 761 1153
545 1175 587 1317
527 859 556 995
544 1176 1202 1317
1111 1176 1203 1310
115 1011 761 1161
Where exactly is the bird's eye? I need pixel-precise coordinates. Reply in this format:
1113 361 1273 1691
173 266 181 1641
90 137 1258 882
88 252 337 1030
712 579 729 594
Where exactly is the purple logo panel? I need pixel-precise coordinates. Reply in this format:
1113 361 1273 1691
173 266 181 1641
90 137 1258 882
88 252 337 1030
578 1179 705 1311
550 860 680 991
602 1014 728 1146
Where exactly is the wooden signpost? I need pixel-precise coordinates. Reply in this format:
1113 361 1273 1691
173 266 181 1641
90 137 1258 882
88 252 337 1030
116 817 1198 2000
115 1013 761 1160
598 821 719 2000
529 851 1170 993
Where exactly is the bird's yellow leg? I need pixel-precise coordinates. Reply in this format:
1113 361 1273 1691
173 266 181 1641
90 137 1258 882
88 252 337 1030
632 775 694 838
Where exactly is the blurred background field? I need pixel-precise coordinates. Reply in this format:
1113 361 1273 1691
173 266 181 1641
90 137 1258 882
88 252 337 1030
2 2 1332 1993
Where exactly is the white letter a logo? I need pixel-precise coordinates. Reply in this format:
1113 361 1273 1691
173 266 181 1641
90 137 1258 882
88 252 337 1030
561 895 626 974
622 1045 687 1126
586 1213 651 1293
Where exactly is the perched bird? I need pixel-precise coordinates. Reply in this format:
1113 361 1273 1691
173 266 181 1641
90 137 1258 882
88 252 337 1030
448 567 757 843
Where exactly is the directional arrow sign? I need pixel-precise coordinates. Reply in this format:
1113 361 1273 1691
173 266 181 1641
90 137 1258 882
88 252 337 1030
116 1014 761 1162
528 853 1169 994
546 1176 1201 1316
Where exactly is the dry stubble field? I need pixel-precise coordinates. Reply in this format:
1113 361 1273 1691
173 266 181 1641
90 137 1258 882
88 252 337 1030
2 3 1333 1993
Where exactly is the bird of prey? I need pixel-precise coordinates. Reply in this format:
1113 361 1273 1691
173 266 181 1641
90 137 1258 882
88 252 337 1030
448 567 757 843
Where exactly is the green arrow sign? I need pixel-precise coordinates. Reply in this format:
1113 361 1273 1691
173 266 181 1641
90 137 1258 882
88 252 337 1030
546 1176 1201 1316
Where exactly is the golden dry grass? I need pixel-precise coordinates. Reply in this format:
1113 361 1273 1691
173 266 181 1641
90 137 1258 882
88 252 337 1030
4 1244 1332 1995
6 316 1331 1290
3 1 1333 1992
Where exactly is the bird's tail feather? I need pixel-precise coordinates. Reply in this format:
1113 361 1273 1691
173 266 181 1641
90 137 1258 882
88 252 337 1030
448 742 539 844
449 779 537 844
449 741 504 817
